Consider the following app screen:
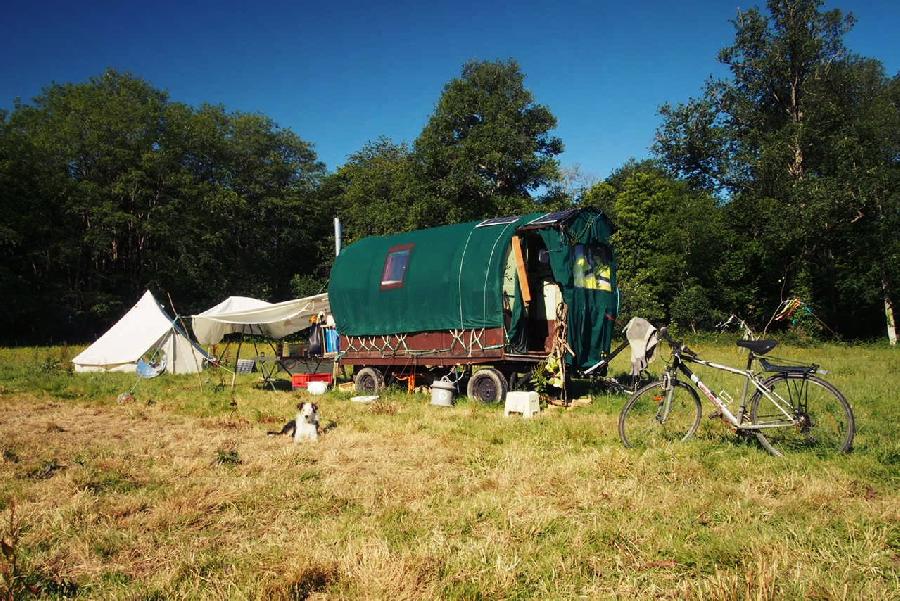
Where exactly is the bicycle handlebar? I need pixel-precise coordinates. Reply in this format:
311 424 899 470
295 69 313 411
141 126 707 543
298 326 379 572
657 326 697 358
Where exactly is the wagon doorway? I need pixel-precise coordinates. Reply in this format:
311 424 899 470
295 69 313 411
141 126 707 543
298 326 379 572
504 232 561 354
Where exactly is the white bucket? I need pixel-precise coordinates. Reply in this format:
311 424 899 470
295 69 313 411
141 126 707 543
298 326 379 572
308 381 328 395
430 380 455 407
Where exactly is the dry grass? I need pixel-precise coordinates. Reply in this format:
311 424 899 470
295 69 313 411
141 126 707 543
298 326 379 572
0 340 898 599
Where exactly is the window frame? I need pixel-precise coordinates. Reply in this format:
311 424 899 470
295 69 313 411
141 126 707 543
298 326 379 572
380 243 414 290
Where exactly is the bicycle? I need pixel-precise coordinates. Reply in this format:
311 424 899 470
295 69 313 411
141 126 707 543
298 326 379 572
618 327 855 456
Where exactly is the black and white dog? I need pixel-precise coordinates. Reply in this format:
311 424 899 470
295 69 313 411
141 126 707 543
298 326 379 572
268 401 320 442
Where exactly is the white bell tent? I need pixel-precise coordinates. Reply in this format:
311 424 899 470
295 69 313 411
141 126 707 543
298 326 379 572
191 293 330 345
73 291 208 374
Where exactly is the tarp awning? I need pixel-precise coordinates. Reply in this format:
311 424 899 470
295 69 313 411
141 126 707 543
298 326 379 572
192 293 330 345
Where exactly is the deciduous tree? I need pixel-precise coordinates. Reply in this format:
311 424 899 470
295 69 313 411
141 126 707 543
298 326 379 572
654 0 897 340
413 60 564 223
0 71 327 343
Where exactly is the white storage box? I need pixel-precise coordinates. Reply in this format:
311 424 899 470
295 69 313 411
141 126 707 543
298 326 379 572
504 391 540 418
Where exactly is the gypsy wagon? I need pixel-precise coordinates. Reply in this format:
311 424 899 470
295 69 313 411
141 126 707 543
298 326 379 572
328 208 618 402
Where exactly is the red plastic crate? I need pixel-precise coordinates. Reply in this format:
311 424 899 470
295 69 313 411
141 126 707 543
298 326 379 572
291 372 333 390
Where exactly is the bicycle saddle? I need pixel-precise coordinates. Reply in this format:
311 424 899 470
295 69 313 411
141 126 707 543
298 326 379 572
736 339 778 355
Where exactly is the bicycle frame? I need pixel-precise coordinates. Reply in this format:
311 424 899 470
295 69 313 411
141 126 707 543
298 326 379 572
662 350 798 430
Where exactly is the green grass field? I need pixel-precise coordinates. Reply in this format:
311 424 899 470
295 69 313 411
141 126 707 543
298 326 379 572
0 338 897 599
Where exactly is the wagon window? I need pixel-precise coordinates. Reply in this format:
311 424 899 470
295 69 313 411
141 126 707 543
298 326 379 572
381 245 413 289
572 244 612 291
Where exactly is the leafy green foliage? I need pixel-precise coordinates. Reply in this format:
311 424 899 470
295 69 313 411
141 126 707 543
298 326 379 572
584 163 725 325
0 71 327 343
653 0 898 339
670 286 720 333
321 60 567 243
321 137 422 242
531 355 563 394
290 273 327 299
413 60 564 223
215 447 242 466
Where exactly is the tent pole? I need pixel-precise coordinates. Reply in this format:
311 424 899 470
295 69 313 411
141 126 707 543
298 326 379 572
166 292 203 390
234 334 244 369
265 334 292 376
251 324 261 360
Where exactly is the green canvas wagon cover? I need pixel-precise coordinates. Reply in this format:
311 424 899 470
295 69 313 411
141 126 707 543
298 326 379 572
328 208 618 368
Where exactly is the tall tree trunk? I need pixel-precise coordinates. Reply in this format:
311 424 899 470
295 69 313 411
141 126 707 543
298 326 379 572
884 276 897 346
789 132 804 178
788 77 804 179
874 191 896 345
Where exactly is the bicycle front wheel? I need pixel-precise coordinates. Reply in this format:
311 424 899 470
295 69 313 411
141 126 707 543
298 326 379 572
749 373 855 456
619 379 702 449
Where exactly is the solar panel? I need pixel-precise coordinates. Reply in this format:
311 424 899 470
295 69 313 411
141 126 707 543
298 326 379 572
523 208 579 227
476 215 520 228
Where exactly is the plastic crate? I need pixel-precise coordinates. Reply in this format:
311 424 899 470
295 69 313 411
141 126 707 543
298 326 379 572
292 372 333 390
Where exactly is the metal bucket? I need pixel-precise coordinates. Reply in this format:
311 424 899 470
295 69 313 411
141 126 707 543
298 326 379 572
430 380 455 407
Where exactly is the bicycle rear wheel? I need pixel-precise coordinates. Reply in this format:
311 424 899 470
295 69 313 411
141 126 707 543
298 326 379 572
619 379 702 448
749 373 855 456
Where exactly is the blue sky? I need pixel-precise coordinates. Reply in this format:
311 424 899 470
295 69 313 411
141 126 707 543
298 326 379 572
2 0 897 181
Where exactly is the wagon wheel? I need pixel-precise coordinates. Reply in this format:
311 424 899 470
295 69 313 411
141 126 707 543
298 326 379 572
354 367 385 394
466 368 508 404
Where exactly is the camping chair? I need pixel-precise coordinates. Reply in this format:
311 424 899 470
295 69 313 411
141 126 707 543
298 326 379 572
135 346 168 379
255 353 280 391
122 348 168 401
136 357 167 379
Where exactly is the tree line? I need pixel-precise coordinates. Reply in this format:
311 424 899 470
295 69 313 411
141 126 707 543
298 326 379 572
0 0 896 344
